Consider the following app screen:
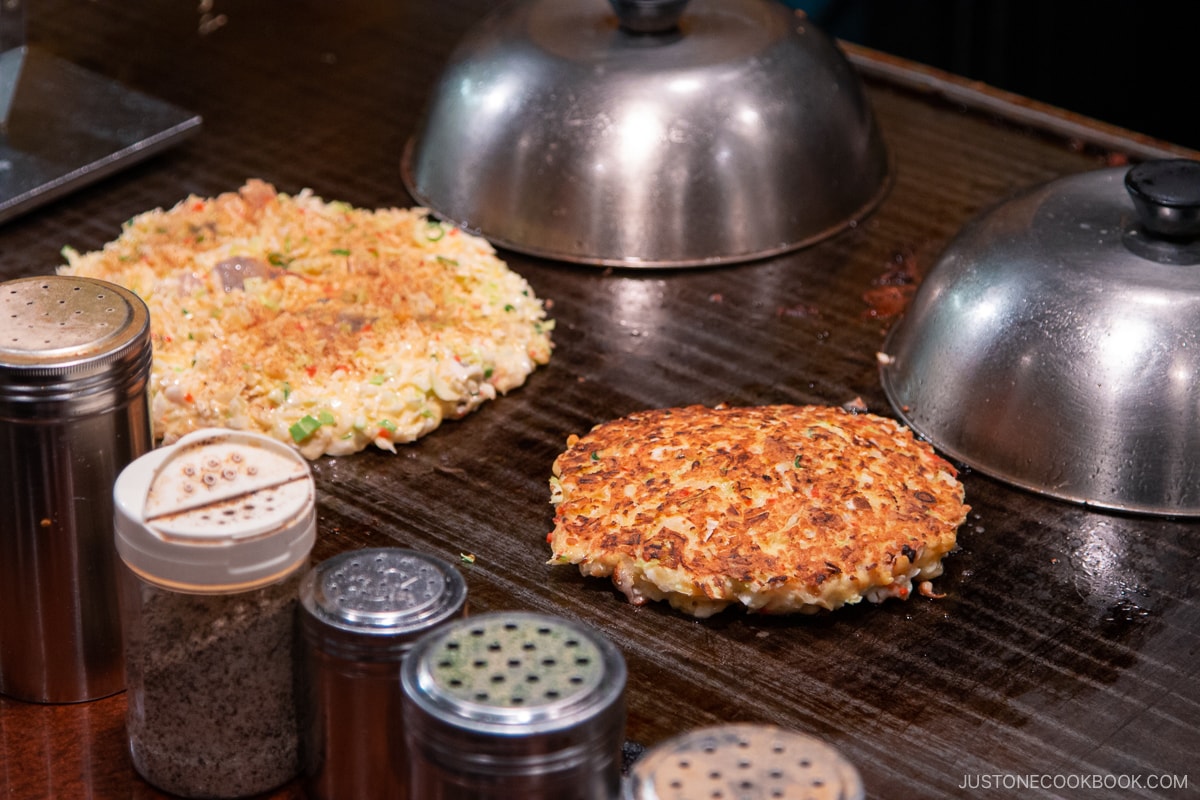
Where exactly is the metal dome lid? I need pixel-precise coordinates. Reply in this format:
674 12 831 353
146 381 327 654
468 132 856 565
880 159 1200 516
402 0 890 268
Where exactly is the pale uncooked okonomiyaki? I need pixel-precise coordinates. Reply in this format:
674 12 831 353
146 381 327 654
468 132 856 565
548 404 969 617
59 180 553 458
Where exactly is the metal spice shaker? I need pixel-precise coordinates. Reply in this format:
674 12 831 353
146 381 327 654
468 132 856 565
623 723 865 800
298 547 467 800
401 610 627 800
0 275 152 703
113 428 316 799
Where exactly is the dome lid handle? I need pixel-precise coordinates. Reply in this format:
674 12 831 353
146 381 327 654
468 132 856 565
608 0 690 34
1125 159 1200 240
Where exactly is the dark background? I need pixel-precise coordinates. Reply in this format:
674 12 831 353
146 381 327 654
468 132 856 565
789 0 1198 150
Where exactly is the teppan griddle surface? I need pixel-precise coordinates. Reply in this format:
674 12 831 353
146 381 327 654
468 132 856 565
0 3 1195 798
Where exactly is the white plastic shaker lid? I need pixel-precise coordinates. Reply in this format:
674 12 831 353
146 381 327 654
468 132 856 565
114 428 316 590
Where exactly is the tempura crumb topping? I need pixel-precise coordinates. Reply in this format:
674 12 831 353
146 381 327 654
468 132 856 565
60 180 553 458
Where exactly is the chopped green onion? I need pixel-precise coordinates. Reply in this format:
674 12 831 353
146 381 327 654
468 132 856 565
318 410 336 426
425 223 445 242
591 451 600 461
331 248 351 256
435 255 458 265
289 415 323 443
369 374 385 386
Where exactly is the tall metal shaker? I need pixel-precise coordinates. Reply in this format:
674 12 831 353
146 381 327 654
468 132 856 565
0 275 153 703
298 547 468 800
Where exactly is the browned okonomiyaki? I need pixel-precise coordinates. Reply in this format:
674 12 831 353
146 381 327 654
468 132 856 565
548 404 969 617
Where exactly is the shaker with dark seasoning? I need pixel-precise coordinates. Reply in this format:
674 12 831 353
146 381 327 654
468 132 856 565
0 275 152 704
113 429 316 798
297 547 467 800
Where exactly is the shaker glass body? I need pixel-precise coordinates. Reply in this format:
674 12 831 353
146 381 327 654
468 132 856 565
118 561 309 798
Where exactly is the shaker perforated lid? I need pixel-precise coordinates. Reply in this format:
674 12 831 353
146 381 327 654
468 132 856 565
300 548 467 660
114 428 316 589
402 611 626 737
0 275 151 416
624 724 864 800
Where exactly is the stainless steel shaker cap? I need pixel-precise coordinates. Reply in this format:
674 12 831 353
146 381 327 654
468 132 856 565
402 0 889 267
624 724 864 800
402 611 627 796
0 275 150 417
402 611 626 734
299 548 467 660
881 159 1200 516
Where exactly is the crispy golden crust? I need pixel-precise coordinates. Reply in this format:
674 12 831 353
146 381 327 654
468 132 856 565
548 405 969 617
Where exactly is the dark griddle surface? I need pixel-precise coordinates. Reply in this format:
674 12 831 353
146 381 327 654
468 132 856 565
1 3 1196 798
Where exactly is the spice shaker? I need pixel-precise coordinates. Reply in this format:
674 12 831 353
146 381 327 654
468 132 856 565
0 275 152 704
297 547 467 800
113 428 316 799
401 610 627 800
623 723 865 800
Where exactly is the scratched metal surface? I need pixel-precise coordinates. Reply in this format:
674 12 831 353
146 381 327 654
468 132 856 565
0 2 1196 798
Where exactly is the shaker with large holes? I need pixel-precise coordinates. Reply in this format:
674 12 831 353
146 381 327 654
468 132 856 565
623 723 865 800
0 275 152 703
401 610 627 799
113 428 316 798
